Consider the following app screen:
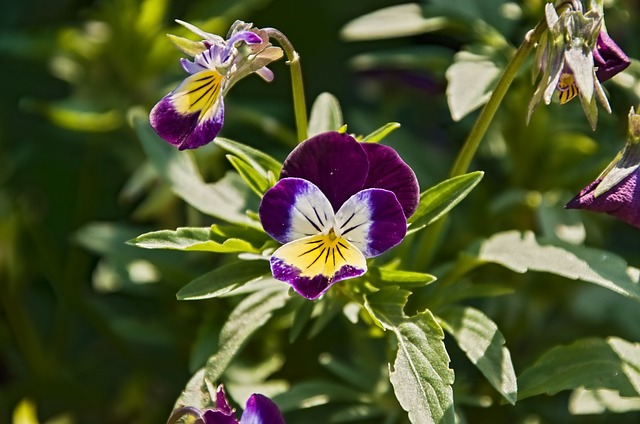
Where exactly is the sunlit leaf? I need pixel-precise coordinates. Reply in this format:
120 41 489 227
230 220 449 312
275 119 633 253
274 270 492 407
341 3 449 41
204 286 290 383
308 92 343 137
408 171 484 230
132 110 260 227
271 381 365 413
569 387 640 414
438 306 517 404
472 231 640 301
214 137 282 178
226 155 272 197
367 266 437 288
361 122 401 143
366 287 455 424
12 399 39 424
518 337 640 400
176 260 271 300
128 225 266 253
445 47 503 121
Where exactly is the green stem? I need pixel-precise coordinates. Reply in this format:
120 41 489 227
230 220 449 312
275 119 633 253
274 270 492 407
450 21 546 178
411 21 547 270
265 28 308 142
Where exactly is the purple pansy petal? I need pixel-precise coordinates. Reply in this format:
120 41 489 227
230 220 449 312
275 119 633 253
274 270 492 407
254 67 275 82
181 57 207 74
215 385 234 415
336 188 407 257
203 410 238 424
566 172 640 228
149 70 225 150
360 142 420 218
593 31 630 83
280 132 369 211
270 234 367 299
240 394 286 424
259 178 334 244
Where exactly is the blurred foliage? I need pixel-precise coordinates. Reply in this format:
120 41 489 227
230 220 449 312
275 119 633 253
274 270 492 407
3 0 640 423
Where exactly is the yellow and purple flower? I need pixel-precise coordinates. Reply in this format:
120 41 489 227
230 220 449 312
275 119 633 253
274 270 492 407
150 21 283 150
566 108 640 228
528 3 629 129
259 131 419 299
167 384 285 424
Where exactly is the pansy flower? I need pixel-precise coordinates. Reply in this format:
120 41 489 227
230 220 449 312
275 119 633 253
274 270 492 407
566 108 640 228
167 384 285 424
150 20 283 150
528 3 629 129
259 131 419 299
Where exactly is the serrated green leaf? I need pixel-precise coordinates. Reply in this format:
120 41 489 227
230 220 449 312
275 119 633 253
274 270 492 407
366 287 455 424
132 111 260 228
361 122 401 143
408 171 484 229
176 260 271 300
341 3 449 41
518 337 640 400
226 155 272 197
438 306 517 404
445 47 503 121
214 137 282 178
128 226 263 253
308 92 343 137
472 231 640 301
367 266 437 288
204 286 290 383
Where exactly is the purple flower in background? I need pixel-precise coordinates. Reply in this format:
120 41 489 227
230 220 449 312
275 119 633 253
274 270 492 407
150 20 283 150
593 31 631 83
259 131 419 299
167 385 285 424
566 108 640 228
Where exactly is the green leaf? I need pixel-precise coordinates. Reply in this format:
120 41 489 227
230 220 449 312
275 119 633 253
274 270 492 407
128 225 266 254
307 92 343 137
518 337 640 400
367 266 437 288
173 368 214 411
438 306 517 404
204 286 290 383
226 155 272 198
341 3 449 41
361 122 401 143
176 260 271 300
569 387 640 414
132 111 260 227
271 381 366 413
365 287 455 424
472 231 640 301
166 34 206 56
445 47 503 121
214 137 282 178
408 171 484 229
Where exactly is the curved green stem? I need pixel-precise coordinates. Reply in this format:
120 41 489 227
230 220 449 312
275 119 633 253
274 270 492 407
449 21 546 178
264 28 308 142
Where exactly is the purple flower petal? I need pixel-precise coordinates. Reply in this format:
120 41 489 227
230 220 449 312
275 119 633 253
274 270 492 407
566 172 640 228
335 188 407 258
149 70 225 150
240 394 286 424
203 410 238 424
270 234 367 299
216 385 234 415
593 31 630 83
360 143 420 218
259 178 334 244
280 132 369 211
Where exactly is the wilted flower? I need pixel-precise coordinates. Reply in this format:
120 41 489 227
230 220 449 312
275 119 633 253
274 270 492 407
259 131 419 299
167 384 285 424
150 20 283 150
528 3 629 129
566 108 640 228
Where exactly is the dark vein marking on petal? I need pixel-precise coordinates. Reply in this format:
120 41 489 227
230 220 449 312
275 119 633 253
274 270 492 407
339 211 357 230
299 243 324 257
308 248 326 268
335 243 346 261
342 222 366 236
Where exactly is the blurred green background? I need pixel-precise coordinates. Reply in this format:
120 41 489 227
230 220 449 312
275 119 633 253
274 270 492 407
3 0 640 422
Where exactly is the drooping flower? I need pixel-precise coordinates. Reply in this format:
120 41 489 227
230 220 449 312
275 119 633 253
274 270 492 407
566 108 640 228
167 384 285 424
528 3 629 129
150 20 283 150
259 131 419 299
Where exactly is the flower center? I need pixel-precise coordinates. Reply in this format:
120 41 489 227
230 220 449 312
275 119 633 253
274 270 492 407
557 72 578 104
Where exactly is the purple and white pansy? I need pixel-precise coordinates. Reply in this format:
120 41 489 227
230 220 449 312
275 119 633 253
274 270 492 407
167 384 285 424
259 131 419 300
150 20 283 150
